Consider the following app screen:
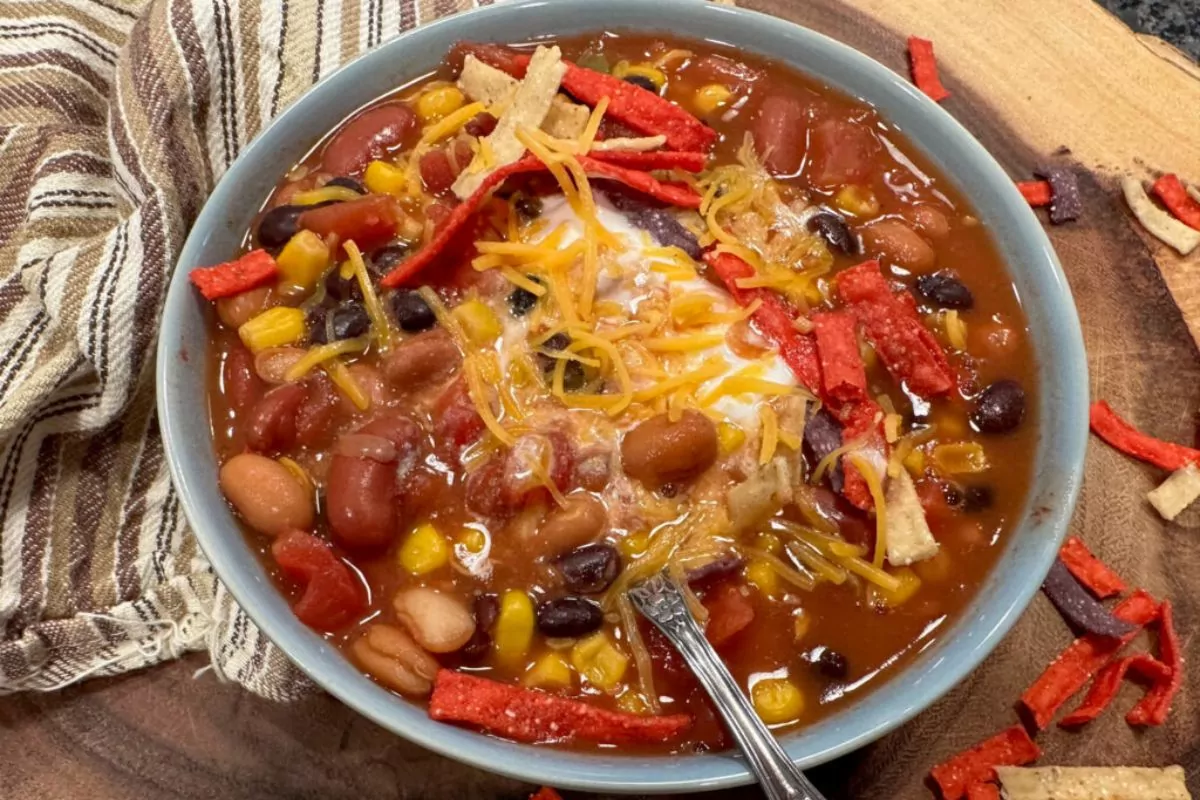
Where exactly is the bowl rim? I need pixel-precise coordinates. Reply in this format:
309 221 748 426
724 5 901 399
156 0 1088 792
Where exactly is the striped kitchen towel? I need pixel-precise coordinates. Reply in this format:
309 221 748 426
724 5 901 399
0 0 495 699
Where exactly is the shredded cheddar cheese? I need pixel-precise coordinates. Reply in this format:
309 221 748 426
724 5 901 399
343 240 392 349
419 101 487 146
759 404 779 465
284 336 370 382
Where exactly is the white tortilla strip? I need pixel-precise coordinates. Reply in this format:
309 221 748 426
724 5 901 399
996 765 1191 800
884 469 939 566
1147 463 1200 520
457 55 587 141
1122 177 1200 255
590 135 668 152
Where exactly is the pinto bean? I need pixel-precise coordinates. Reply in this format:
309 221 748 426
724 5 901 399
245 383 307 452
254 346 306 384
321 102 418 176
905 204 950 240
325 416 424 549
535 493 608 556
380 328 462 391
223 344 263 413
393 588 476 653
752 95 807 177
621 410 718 488
860 219 936 272
216 286 274 330
352 624 439 697
345 362 390 407
219 453 314 536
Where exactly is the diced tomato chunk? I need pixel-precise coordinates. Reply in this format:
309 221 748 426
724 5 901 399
420 140 474 196
703 583 755 648
271 530 366 631
806 119 881 187
299 195 402 252
434 378 485 453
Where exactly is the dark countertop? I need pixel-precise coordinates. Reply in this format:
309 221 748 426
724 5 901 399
1097 0 1199 60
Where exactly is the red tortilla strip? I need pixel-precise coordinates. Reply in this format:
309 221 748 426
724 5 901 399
1020 589 1160 729
1059 654 1171 727
380 155 701 288
835 260 956 398
529 789 563 800
1127 600 1183 726
587 149 707 173
189 249 279 300
522 57 717 152
1017 180 1053 207
1151 174 1200 231
704 251 822 392
429 669 692 744
907 36 951 102
1058 536 1126 599
965 783 1001 800
929 726 1041 800
1089 401 1200 471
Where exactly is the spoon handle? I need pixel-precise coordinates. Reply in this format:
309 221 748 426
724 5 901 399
629 574 826 800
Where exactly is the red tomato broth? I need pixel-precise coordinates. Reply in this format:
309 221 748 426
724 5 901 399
204 32 1037 754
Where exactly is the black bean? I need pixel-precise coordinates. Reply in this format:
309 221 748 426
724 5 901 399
560 360 586 391
606 191 702 259
543 333 570 351
256 205 306 249
659 482 680 499
971 379 1026 434
371 243 412 272
329 303 371 340
307 306 329 345
915 270 974 310
464 112 498 138
807 212 857 256
806 646 849 679
324 268 360 302
623 74 659 92
475 593 500 630
802 407 844 493
536 597 603 638
390 290 436 332
508 277 542 316
513 194 543 220
963 485 994 513
460 594 499 661
942 483 964 508
325 176 365 193
554 543 622 594
685 554 744 587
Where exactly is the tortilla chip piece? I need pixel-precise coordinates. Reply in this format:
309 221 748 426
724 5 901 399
457 54 587 140
1122 177 1200 256
996 766 1191 800
885 462 939 566
590 135 668 152
1147 463 1200 521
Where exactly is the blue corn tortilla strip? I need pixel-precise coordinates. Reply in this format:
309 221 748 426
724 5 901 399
1033 164 1081 224
604 189 702 259
1042 559 1135 638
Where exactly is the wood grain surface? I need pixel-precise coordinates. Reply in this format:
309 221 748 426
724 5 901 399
3 1 1200 798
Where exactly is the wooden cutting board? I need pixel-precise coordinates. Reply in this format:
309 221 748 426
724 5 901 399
2 2 1198 798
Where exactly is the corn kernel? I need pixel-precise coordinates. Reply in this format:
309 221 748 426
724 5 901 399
363 160 408 196
571 632 628 693
833 185 881 217
751 678 805 725
869 566 922 608
523 651 573 689
903 447 927 478
931 441 990 475
745 559 778 597
494 590 535 666
275 230 330 290
612 61 666 90
452 299 502 345
457 528 487 554
416 85 465 123
693 83 733 115
616 691 650 714
754 532 783 556
717 421 746 455
803 282 825 308
238 307 306 353
943 310 968 351
398 523 450 575
619 531 649 559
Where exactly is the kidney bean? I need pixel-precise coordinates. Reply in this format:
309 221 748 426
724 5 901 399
223 344 263 413
806 118 881 186
294 374 342 449
393 587 477 654
345 362 390 408
216 286 275 329
464 112 498 137
860 218 936 272
245 383 307 452
352 624 439 697
915 270 974 310
321 102 418 176
253 346 306 384
554 543 621 594
621 410 718 488
380 328 462 391
535 493 607 556
219 453 314 536
752 95 807 176
326 415 423 549
536 597 603 638
573 449 611 492
970 379 1026 434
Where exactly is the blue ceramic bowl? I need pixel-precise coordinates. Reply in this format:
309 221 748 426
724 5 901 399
157 0 1087 792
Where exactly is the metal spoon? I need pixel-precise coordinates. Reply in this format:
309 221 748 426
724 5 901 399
628 571 828 800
